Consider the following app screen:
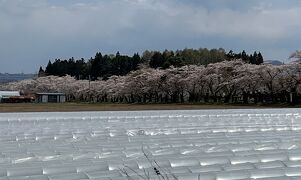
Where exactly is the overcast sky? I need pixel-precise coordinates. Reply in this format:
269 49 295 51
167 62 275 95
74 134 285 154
1 0 301 73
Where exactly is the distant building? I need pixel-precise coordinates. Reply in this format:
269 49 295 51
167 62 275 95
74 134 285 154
36 93 66 103
0 91 20 102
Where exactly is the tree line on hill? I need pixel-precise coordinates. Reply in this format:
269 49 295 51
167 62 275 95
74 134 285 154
41 52 142 80
226 50 263 65
5 59 301 105
39 48 264 80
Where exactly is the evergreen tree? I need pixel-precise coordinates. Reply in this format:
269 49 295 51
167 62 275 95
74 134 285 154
45 60 53 75
249 55 255 64
165 56 184 68
38 66 46 77
241 50 248 62
132 53 141 71
226 50 235 60
257 52 264 65
150 52 165 68
90 52 103 80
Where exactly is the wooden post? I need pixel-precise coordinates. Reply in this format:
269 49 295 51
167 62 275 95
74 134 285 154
89 75 91 102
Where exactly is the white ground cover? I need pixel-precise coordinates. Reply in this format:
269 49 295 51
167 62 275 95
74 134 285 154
1 109 301 179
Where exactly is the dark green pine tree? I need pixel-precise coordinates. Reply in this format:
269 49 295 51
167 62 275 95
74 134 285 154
249 55 255 64
241 50 248 62
226 50 235 60
251 51 258 65
38 66 46 77
45 60 53 75
132 53 141 71
257 52 264 65
90 52 103 80
149 52 165 68
109 51 124 76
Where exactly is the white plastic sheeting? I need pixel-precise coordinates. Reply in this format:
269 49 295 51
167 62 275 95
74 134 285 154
1 109 301 179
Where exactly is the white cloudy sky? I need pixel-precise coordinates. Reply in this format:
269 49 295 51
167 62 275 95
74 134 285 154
0 0 301 73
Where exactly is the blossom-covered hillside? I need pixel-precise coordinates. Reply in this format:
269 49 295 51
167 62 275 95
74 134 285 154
1 60 301 104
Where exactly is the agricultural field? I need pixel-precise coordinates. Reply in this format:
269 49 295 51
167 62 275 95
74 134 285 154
1 109 301 179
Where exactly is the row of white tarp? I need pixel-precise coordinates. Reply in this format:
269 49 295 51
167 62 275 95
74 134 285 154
1 109 301 179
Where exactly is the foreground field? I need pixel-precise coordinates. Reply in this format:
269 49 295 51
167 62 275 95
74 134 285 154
1 109 301 179
0 103 288 112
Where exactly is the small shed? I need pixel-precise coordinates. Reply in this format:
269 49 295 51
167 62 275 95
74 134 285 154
0 91 20 102
36 93 66 103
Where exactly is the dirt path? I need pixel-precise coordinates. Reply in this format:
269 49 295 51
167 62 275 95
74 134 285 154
0 103 292 113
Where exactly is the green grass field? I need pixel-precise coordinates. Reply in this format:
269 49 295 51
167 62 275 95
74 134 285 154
0 102 296 113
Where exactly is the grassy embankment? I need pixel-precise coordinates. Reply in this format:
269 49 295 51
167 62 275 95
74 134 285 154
0 102 298 113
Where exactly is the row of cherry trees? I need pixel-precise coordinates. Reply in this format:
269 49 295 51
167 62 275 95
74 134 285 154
2 60 301 104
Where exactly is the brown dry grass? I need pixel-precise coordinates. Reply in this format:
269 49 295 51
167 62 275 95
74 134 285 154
0 102 288 113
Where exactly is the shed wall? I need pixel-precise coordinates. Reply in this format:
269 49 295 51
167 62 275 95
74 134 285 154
42 95 48 103
59 95 66 103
